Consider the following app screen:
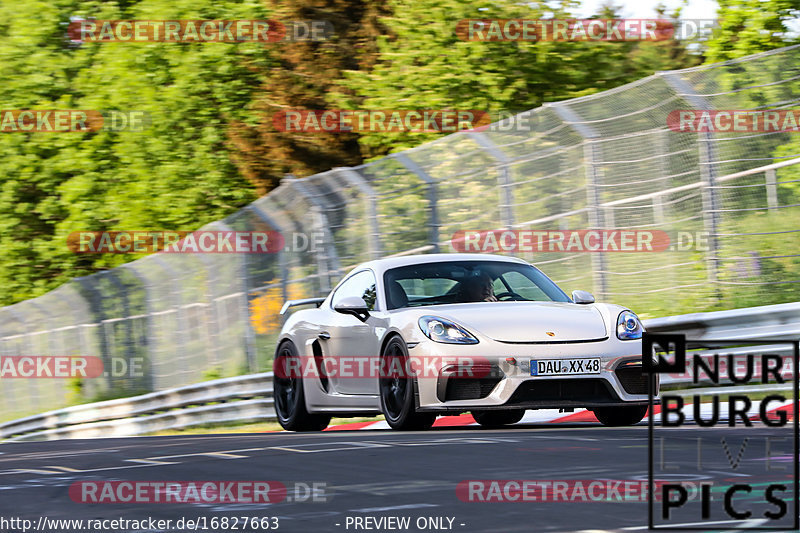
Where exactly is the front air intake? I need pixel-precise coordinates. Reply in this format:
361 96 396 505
438 363 503 402
615 365 657 395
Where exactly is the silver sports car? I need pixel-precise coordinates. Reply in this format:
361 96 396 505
273 253 656 431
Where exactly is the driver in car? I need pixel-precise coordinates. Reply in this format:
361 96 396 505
459 272 498 302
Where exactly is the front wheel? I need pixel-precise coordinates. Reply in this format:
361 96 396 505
379 336 436 431
472 409 525 428
592 405 647 427
273 341 331 431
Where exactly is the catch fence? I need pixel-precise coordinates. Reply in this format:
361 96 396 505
2 45 799 421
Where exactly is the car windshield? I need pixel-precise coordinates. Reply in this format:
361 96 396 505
383 260 571 309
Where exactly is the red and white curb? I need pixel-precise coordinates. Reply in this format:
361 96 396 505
322 400 794 431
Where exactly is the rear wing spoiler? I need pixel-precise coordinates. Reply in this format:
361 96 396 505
279 297 326 316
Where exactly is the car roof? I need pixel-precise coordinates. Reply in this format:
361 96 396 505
354 253 528 275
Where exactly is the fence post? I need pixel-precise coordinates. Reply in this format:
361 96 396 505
213 220 258 375
179 241 223 380
661 72 721 292
6 307 42 413
98 271 144 392
120 265 155 391
288 179 341 292
766 169 778 209
74 276 115 391
394 153 441 252
549 103 608 298
246 204 292 336
246 205 290 304
28 300 58 357
466 131 515 228
652 129 671 224
335 167 382 260
149 256 190 386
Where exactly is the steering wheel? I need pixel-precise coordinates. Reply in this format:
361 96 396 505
495 291 524 301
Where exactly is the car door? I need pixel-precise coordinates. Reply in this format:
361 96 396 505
320 269 382 395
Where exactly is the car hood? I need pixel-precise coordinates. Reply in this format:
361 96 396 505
417 302 608 343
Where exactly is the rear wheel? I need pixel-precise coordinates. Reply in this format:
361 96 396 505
592 405 647 427
273 341 331 431
471 409 525 428
379 336 436 431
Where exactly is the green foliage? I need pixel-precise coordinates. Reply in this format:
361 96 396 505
0 0 265 305
228 0 389 194
705 0 800 62
335 0 701 156
715 209 800 308
202 366 223 381
0 0 796 323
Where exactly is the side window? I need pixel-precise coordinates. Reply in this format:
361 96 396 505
331 270 377 311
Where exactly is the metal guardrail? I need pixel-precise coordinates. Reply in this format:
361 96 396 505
2 302 797 442
643 301 800 341
0 373 274 442
669 383 792 397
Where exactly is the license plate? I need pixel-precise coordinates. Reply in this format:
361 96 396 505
530 358 601 376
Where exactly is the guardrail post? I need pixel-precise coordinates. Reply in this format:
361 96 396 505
466 131 515 229
661 72 721 293
549 103 608 298
394 153 441 252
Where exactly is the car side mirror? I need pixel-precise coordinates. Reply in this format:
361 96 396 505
572 290 595 304
334 296 370 322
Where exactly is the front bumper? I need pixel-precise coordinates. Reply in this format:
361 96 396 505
409 338 658 411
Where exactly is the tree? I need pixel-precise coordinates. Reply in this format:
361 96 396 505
705 0 800 62
0 0 266 305
227 0 389 194
336 0 702 156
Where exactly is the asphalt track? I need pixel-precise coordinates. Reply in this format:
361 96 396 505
0 421 796 533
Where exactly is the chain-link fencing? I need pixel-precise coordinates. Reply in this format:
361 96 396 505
2 45 799 422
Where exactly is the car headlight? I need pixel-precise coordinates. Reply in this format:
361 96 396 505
617 310 643 340
419 316 479 344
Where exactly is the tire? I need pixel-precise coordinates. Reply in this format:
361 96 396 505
273 341 331 431
592 405 647 427
471 409 525 428
379 336 436 431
